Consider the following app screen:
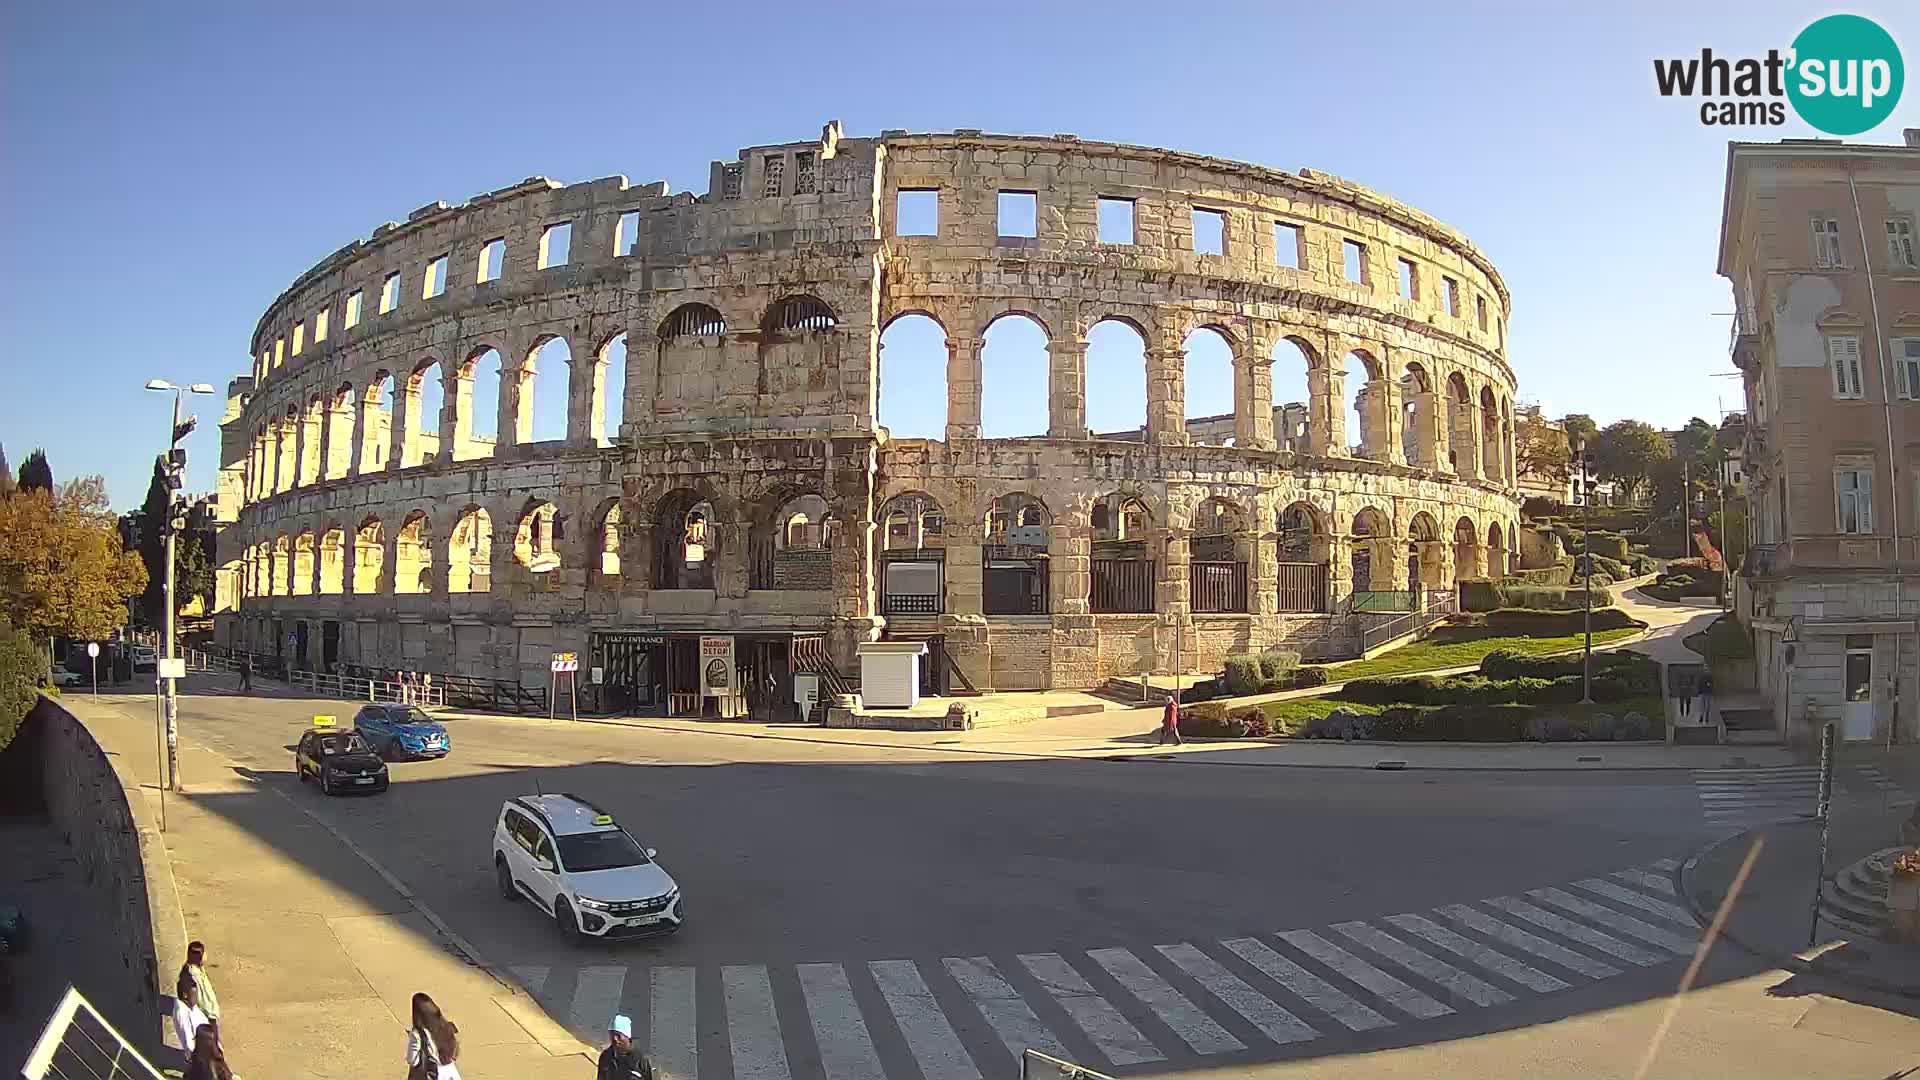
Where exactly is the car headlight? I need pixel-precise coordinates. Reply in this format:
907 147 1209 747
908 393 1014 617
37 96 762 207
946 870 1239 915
575 896 611 911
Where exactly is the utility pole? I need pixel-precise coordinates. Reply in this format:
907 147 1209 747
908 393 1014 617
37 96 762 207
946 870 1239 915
147 379 213 794
1576 446 1594 703
1683 457 1693 562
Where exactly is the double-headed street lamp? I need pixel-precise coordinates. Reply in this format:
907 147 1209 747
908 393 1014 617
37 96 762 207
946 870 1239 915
146 379 215 794
1570 444 1600 703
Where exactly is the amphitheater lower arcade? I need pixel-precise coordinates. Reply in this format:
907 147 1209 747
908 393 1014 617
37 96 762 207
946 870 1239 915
211 124 1521 719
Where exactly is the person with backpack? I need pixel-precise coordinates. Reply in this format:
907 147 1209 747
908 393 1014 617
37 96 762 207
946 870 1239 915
406 992 461 1079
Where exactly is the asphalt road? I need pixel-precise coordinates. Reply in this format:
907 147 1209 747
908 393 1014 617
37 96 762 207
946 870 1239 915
105 680 1920 1078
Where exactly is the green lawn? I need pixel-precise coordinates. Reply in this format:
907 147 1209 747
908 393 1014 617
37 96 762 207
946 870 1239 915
1258 694 1664 738
1318 626 1642 682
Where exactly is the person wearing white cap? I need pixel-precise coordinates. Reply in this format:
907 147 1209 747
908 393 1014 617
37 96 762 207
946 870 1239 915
597 1014 653 1080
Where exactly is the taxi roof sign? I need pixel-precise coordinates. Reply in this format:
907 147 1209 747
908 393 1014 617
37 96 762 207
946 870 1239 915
592 814 614 826
313 715 337 729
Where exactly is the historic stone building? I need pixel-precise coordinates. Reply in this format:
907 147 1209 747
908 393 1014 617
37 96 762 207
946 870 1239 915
211 123 1521 718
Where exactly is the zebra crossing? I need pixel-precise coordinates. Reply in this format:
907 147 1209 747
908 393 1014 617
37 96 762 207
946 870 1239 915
508 857 1694 1078
1692 764 1915 828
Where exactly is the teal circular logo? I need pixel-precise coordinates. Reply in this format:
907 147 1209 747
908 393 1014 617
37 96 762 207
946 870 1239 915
1787 15 1904 135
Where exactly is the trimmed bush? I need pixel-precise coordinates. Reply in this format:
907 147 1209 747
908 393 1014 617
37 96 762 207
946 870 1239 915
1184 701 1228 725
1288 666 1330 689
1222 655 1263 696
1588 532 1629 560
1509 562 1576 586
1257 650 1301 681
1484 607 1642 635
1522 496 1566 519
1229 705 1272 737
1500 584 1612 611
1459 578 1501 612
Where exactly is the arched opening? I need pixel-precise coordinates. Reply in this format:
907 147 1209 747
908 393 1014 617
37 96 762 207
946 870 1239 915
319 527 345 594
448 507 493 593
360 373 393 473
459 347 502 460
654 490 717 590
1276 501 1331 611
656 303 726 416
407 361 444 467
1091 493 1154 613
1345 350 1387 460
292 530 315 595
1086 318 1147 439
353 519 384 594
1190 497 1250 613
595 334 627 445
1487 520 1508 577
1480 386 1503 482
597 501 624 579
751 492 834 591
1183 327 1236 446
983 492 1050 614
877 313 947 439
325 385 354 480
395 512 433 594
1400 361 1436 468
1447 373 1477 475
526 336 571 443
300 397 324 485
758 296 840 411
1454 517 1483 584
980 314 1049 438
878 492 946 615
1407 512 1445 591
1271 337 1316 455
1349 507 1391 599
514 502 562 575
277 408 297 491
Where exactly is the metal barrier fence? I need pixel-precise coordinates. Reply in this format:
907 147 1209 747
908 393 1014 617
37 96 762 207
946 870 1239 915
19 985 165 1080
1357 592 1460 653
184 649 447 708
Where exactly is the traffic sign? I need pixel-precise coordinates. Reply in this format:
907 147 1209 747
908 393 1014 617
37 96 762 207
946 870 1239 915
551 651 579 673
86 642 100 658
157 658 186 679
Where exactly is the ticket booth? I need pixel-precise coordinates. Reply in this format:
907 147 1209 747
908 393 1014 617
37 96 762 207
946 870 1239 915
856 641 927 708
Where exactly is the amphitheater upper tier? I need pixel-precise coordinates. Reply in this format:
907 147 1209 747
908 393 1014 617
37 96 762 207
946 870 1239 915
214 122 1523 709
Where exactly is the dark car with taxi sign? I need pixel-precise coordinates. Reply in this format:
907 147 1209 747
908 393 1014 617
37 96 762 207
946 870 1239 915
294 722 389 795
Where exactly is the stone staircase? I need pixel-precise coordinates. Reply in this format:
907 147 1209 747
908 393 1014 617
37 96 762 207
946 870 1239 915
1818 847 1904 938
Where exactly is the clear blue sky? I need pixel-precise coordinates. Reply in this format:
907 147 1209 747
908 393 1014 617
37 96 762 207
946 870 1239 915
4 2 1914 508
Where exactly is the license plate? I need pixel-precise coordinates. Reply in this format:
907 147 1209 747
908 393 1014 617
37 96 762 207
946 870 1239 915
426 737 443 748
626 915 659 927
355 777 376 785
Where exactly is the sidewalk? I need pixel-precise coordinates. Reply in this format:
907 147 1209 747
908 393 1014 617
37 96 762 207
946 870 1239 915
1681 803 1920 1000
66 694 594 1079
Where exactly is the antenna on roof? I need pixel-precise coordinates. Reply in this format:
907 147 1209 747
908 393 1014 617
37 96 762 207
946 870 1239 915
532 772 544 797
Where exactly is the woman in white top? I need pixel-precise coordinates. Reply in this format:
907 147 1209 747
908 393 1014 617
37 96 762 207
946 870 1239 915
172 975 212 1055
406 992 462 1080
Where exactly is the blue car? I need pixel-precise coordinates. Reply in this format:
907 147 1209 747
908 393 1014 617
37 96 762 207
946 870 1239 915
353 704 451 761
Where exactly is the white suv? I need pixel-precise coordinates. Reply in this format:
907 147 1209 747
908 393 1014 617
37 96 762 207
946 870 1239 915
492 793 683 942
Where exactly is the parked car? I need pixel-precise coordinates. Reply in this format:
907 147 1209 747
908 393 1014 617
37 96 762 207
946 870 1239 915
48 664 83 688
293 729 388 795
353 704 451 760
130 646 157 673
492 793 682 943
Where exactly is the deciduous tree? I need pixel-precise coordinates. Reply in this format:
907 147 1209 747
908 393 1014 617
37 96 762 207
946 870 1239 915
1516 409 1572 484
1561 413 1598 454
1589 420 1670 501
0 477 147 644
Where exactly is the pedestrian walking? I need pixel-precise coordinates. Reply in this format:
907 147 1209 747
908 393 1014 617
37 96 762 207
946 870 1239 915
184 1024 235 1080
597 1015 654 1080
406 992 462 1080
1697 671 1715 723
1677 672 1693 716
178 940 221 1024
171 974 211 1054
1159 691 1183 745
420 671 434 706
237 657 251 693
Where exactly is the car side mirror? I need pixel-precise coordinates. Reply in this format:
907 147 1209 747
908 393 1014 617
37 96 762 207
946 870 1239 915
645 848 658 860
533 856 555 873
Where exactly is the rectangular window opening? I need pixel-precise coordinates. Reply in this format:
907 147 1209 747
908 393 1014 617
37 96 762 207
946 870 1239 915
345 290 364 328
1192 207 1226 256
1441 276 1460 316
423 254 448 299
1888 218 1916 269
379 273 400 314
762 154 785 198
1835 466 1873 534
1343 239 1367 283
1813 217 1844 268
793 151 817 195
720 164 742 201
538 222 572 269
291 323 305 356
614 213 639 257
274 337 285 368
1098 197 1135 245
1273 222 1301 268
895 189 938 236
1898 337 1920 400
997 191 1037 238
1397 257 1418 300
478 238 505 283
1476 294 1489 330
1828 335 1864 399
314 307 329 343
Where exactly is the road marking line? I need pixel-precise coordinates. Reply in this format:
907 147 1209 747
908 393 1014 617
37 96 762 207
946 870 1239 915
1216 937 1395 1032
651 967 698 1080
1275 930 1452 1020
567 966 627 1039
1381 914 1569 993
1435 904 1621 980
1087 947 1243 1055
944 956 1068 1062
1330 922 1513 1007
1160 942 1327 1041
1612 869 1676 896
1572 878 1699 926
1649 857 1680 871
1527 888 1698 956
510 964 551 997
797 963 885 1080
1484 897 1665 966
1019 953 1162 1065
869 960 982 1080
723 965 791 1080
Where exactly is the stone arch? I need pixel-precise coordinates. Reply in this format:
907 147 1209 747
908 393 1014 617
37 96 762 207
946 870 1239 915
1487 519 1509 576
1407 510 1447 589
448 506 493 593
593 332 627 445
757 296 842 415
353 517 384 594
1183 326 1237 446
983 492 1052 615
324 383 355 481
1271 336 1319 453
299 395 325 485
404 357 444 467
594 498 626 579
292 529 315 595
319 526 346 594
524 334 571 444
395 511 433 595
459 345 504 459
877 491 947 616
1190 495 1253 613
1480 384 1504 482
360 371 393 473
1345 347 1391 461
1400 359 1438 468
513 500 562 574
654 487 718 590
1349 506 1392 593
1087 317 1148 439
271 534 290 596
750 489 834 591
656 303 727 417
1447 371 1477 475
879 492 946 551
1453 516 1483 584
763 294 838 335
980 312 1050 438
878 311 948 440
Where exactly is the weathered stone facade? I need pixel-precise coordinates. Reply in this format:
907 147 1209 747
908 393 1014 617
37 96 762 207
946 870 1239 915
213 123 1521 700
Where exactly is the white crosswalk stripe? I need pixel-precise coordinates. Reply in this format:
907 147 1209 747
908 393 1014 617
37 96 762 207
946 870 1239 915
1019 952 1162 1065
869 960 982 1080
1159 941 1327 1042
797 963 885 1080
1693 766 1821 827
1086 947 1245 1055
945 956 1069 1063
514 859 1699 1076
1276 930 1454 1020
1650 857 1679 870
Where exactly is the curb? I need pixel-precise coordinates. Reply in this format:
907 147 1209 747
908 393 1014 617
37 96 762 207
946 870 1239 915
1677 826 1920 1001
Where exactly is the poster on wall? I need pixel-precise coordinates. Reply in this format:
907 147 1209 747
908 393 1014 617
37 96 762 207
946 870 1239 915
699 635 734 697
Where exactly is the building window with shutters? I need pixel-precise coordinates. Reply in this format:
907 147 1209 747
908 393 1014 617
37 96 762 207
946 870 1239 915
762 155 784 198
1888 218 1916 269
1828 335 1864 399
1835 464 1873 534
1896 337 1920 400
793 151 816 195
1813 216 1845 268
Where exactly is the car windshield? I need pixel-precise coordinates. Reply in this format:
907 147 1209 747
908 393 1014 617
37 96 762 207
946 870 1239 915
390 707 438 727
319 734 370 755
556 830 650 873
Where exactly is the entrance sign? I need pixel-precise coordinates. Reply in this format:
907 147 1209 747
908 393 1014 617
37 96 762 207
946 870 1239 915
699 636 734 697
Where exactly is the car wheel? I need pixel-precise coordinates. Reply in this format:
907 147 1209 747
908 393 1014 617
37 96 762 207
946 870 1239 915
320 768 334 796
555 901 584 945
495 859 516 900
294 759 305 782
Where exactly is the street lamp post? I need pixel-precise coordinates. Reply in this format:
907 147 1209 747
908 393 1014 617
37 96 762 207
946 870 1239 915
1574 446 1596 703
146 379 214 794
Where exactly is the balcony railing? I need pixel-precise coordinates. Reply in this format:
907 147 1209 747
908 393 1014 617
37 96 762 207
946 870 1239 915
1741 536 1917 576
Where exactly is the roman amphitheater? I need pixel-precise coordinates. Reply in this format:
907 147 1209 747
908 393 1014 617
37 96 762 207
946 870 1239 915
210 122 1522 720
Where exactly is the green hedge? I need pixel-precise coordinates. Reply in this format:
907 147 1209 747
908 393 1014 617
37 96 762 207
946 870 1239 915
1180 702 1273 738
1459 578 1501 612
1588 532 1629 560
0 618 44 755
1299 703 1657 742
1336 648 1659 708
1461 579 1611 613
1484 607 1642 635
1510 562 1575 586
1222 655 1263 696
1258 650 1300 681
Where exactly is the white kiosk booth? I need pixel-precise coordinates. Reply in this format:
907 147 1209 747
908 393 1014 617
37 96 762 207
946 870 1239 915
855 641 928 708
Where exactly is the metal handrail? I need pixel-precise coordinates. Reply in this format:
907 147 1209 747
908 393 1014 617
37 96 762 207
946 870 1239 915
1020 1049 1116 1080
